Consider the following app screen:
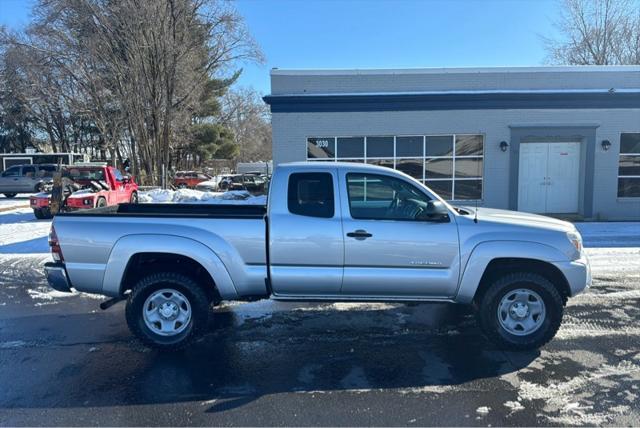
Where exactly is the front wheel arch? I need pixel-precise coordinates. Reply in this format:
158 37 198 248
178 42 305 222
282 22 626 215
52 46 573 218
473 258 570 306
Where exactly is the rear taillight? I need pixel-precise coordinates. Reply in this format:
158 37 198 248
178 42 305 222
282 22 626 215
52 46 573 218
49 225 64 262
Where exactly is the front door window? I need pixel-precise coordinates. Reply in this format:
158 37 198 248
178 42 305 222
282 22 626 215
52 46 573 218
346 173 431 221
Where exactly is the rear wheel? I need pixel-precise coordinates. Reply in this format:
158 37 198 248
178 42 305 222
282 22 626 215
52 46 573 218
125 272 210 351
3 193 17 198
130 191 139 204
476 272 564 351
96 197 107 208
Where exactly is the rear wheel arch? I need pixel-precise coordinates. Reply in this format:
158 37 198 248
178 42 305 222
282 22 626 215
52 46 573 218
120 252 221 304
102 235 239 301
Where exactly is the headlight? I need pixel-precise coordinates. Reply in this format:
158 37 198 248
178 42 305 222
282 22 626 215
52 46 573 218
83 198 93 206
567 231 583 253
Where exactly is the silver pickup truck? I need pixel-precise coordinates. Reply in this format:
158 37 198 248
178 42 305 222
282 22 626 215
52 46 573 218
45 162 591 351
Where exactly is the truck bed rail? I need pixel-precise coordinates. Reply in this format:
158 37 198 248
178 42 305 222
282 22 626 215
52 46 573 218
58 203 267 218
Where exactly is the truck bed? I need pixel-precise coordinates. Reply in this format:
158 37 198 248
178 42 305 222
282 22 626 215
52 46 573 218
54 202 268 298
59 203 267 218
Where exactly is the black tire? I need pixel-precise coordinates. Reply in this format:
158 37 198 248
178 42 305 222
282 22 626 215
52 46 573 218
125 272 210 351
96 197 107 208
476 272 564 351
34 182 44 193
130 191 139 204
33 208 53 220
177 183 187 189
3 193 17 198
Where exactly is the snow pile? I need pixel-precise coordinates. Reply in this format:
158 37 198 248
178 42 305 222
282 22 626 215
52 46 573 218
138 188 266 205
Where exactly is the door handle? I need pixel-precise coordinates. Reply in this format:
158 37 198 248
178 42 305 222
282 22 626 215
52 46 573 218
347 229 372 240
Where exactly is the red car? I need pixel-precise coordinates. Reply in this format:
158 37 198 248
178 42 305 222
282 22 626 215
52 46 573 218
30 164 138 219
173 171 211 189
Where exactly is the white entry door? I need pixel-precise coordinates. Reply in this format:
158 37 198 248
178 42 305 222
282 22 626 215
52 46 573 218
518 142 580 214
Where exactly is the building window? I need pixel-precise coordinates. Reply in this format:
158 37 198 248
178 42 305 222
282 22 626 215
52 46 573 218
337 137 365 157
618 133 640 198
307 134 484 200
307 137 335 159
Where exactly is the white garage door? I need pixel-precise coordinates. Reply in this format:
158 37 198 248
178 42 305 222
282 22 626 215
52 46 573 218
518 142 580 214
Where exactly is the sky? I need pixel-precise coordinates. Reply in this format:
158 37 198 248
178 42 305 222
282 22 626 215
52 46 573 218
0 0 562 94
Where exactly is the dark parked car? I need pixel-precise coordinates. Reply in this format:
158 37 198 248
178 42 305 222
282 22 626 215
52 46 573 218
218 174 267 194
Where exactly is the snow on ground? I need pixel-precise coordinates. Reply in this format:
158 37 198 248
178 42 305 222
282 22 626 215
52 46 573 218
0 208 51 255
139 188 266 205
575 222 640 248
0 194 33 211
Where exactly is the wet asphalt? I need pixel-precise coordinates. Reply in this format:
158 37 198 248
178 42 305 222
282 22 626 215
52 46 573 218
0 249 639 426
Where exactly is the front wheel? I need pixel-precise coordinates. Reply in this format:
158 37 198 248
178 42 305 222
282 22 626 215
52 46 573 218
33 208 53 220
96 197 107 208
125 272 210 351
476 272 564 351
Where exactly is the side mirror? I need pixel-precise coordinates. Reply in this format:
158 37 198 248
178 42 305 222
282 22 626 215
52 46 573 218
417 200 450 222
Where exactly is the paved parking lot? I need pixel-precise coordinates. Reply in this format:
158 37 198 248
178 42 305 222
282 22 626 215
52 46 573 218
0 209 639 426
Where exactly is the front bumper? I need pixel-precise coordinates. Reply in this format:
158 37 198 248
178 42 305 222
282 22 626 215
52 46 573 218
553 254 592 297
65 203 94 210
44 262 73 293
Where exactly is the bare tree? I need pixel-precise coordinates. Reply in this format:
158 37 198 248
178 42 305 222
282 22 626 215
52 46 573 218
0 0 263 184
219 87 271 162
544 0 640 65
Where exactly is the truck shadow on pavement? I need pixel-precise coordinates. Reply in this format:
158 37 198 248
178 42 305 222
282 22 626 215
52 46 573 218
0 301 539 412
133 302 538 412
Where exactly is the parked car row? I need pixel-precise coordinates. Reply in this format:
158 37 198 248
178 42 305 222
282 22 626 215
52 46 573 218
172 171 212 189
174 170 269 194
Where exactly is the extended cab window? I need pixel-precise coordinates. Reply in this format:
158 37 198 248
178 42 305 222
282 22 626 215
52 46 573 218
288 172 334 218
347 173 431 220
